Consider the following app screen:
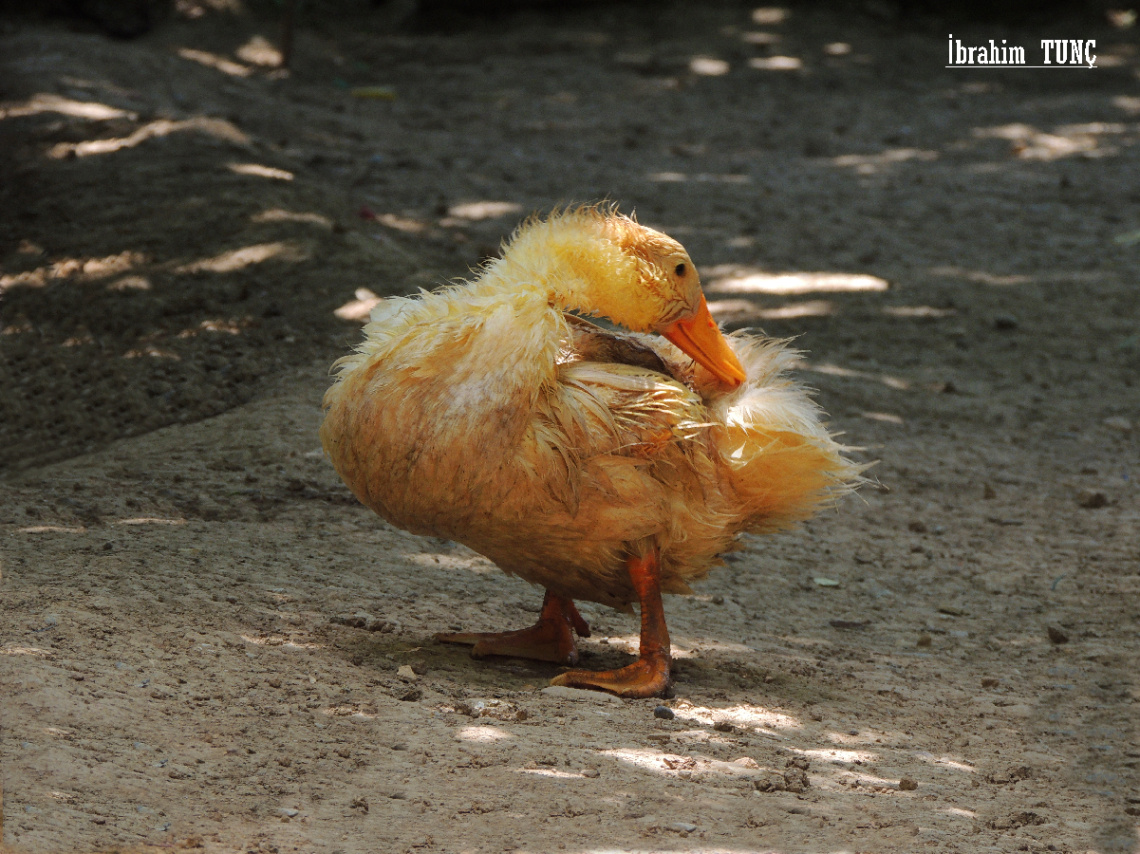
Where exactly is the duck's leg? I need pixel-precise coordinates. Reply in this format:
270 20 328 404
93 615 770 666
435 590 587 665
549 546 671 699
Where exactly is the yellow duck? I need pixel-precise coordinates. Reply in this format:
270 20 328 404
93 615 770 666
321 206 862 698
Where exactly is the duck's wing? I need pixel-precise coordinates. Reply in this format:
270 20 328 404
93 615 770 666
561 314 673 376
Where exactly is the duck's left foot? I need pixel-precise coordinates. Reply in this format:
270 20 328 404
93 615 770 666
550 546 673 699
550 652 671 699
435 590 586 665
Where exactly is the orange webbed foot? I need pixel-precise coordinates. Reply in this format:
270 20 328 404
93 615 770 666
435 591 586 665
550 546 673 699
550 653 671 699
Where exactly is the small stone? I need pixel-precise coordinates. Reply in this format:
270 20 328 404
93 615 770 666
667 821 697 833
396 665 417 681
397 688 422 702
653 705 675 720
755 774 786 792
783 757 810 793
899 777 918 791
1076 488 1108 509
916 633 932 648
981 677 999 689
277 808 299 818
1103 416 1133 433
907 520 927 533
581 768 600 778
993 313 1018 330
1047 625 1069 644
713 721 736 733
983 483 997 500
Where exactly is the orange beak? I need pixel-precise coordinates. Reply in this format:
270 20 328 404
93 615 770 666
660 295 747 390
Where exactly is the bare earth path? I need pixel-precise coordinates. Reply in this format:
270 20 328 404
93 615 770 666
1 4 1138 853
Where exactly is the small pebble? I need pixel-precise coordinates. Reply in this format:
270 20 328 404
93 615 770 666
277 808 299 818
652 705 675 720
396 665 417 681
916 633 932 648
1103 416 1133 433
713 721 736 733
667 821 697 833
899 777 918 791
981 677 999 689
1047 625 1069 644
993 313 1018 330
581 767 600 778
1076 488 1108 509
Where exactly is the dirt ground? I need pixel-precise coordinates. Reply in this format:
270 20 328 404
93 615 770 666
2 2 1139 853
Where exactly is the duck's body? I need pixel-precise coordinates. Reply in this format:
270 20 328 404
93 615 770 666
321 207 861 696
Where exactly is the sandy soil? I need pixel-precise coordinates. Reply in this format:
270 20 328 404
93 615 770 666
2 3 1139 853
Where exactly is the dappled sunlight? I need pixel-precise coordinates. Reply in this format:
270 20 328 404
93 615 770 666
689 57 730 77
176 318 248 337
706 267 889 296
114 517 187 526
670 701 803 733
177 47 253 78
517 768 591 779
445 201 523 221
403 551 498 574
123 345 180 359
804 362 911 391
946 806 977 818
457 725 512 742
599 746 774 780
751 7 788 25
107 275 151 292
709 298 835 323
334 287 383 321
0 93 136 121
918 753 976 773
1 646 54 658
239 634 324 650
883 305 955 319
973 121 1129 161
748 56 803 71
1 251 146 292
252 208 333 228
831 148 938 174
176 241 304 274
792 747 879 765
929 265 1030 286
235 35 282 68
1114 95 1140 115
47 116 249 159
228 162 294 181
860 411 905 425
647 171 750 184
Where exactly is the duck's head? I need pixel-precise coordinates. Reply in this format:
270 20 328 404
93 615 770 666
514 207 747 390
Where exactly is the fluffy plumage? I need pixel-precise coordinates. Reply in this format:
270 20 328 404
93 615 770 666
321 207 861 613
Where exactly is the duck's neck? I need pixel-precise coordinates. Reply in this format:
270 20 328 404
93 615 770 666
486 213 652 332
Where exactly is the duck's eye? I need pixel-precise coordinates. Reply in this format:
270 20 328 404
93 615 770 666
674 262 687 277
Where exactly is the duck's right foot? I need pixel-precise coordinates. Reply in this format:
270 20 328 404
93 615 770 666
435 590 587 665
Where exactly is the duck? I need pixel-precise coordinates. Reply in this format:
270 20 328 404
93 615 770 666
320 205 863 698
